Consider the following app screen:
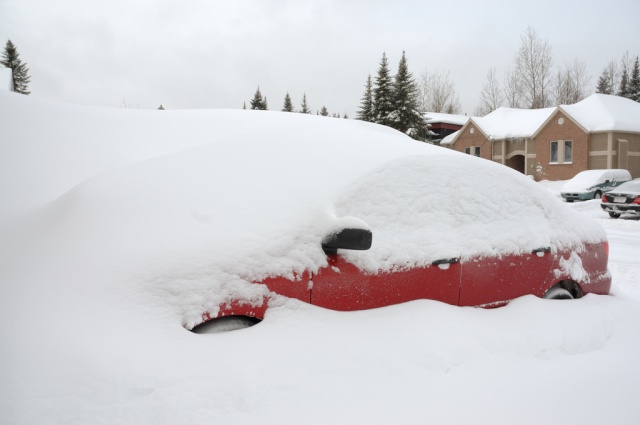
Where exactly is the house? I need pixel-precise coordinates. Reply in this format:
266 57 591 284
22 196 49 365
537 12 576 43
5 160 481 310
423 112 468 144
442 94 640 180
1 66 13 92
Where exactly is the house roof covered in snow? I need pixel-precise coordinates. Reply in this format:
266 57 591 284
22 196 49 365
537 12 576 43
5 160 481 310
423 112 469 126
473 107 556 140
440 130 459 146
441 94 640 147
560 94 640 133
1 66 13 91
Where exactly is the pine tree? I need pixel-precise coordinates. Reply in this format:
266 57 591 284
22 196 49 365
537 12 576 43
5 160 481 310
629 56 640 102
299 93 311 113
282 92 294 112
618 67 630 98
596 70 612 94
320 106 329 116
373 53 394 126
1 39 31 95
356 74 375 122
250 87 267 110
390 51 425 138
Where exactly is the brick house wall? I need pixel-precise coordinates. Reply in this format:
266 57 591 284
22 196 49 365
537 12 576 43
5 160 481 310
533 111 589 181
451 122 492 161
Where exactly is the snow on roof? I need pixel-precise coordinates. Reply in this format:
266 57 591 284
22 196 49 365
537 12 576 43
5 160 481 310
439 130 459 146
561 94 640 133
0 66 13 91
473 106 556 140
423 112 469 126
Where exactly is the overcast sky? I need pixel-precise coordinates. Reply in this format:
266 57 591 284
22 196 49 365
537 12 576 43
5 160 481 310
1 0 639 117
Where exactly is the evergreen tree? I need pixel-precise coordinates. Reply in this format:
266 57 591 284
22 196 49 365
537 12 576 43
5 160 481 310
618 67 630 98
596 70 612 94
1 39 31 95
372 52 394 126
299 93 311 113
390 51 425 138
320 106 329 116
250 87 268 110
243 101 247 109
630 56 640 102
282 92 294 112
356 74 375 122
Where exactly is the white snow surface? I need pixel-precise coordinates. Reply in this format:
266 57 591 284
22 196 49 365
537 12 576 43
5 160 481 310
2 92 639 424
561 93 640 133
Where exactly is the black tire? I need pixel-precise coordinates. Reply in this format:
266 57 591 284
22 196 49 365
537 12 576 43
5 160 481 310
191 315 261 334
594 191 602 199
543 286 574 300
608 211 621 219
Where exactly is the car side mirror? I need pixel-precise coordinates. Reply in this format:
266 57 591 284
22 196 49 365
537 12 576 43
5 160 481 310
322 228 372 255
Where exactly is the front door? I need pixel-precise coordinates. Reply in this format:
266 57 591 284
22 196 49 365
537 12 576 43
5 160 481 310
311 255 461 311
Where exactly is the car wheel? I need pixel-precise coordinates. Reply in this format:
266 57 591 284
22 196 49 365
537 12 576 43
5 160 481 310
191 315 261 334
594 191 602 199
543 286 574 300
608 211 621 219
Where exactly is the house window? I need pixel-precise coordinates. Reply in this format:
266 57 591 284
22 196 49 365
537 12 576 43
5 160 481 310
564 141 572 163
550 141 558 163
550 140 572 164
465 146 480 157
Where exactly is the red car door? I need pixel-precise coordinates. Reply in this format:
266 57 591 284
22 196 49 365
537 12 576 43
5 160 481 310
311 255 461 310
458 248 554 306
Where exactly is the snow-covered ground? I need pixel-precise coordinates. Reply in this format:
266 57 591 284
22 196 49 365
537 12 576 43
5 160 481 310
1 91 640 424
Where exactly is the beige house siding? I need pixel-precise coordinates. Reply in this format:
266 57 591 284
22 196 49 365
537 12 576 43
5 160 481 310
588 154 608 170
613 132 640 178
589 133 609 151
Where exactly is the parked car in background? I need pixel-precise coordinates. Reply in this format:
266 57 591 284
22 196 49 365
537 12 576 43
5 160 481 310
561 169 632 202
601 178 640 218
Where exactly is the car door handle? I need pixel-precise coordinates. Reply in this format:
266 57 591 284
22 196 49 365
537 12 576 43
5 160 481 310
432 258 459 270
532 247 551 257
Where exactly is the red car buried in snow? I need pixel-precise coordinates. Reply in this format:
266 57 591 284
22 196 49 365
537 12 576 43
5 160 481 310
192 151 611 333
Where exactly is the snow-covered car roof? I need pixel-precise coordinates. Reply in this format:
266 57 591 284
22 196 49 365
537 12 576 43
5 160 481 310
562 169 631 192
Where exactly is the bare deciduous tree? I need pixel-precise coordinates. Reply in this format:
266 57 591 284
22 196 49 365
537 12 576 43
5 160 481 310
503 67 524 108
419 69 461 114
513 26 553 108
475 67 504 116
553 59 591 105
602 60 619 95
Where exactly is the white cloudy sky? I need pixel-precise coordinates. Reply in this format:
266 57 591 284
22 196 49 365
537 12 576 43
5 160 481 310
1 0 638 116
